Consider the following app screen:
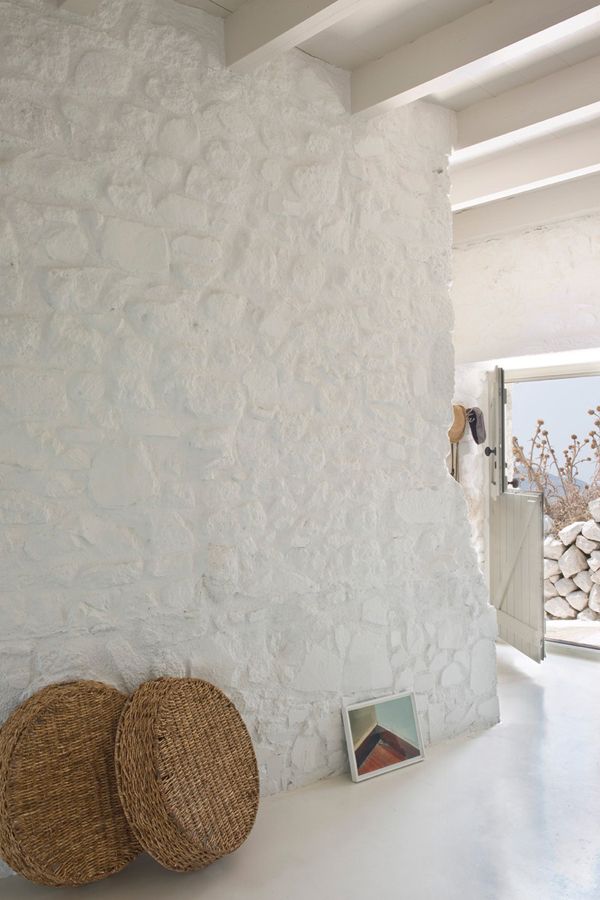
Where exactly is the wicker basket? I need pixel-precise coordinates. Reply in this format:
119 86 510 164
0 681 140 887
115 677 259 872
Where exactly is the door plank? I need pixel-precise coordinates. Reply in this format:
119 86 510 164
490 491 545 662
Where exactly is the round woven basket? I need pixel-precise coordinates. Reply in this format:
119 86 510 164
0 681 140 887
115 678 259 872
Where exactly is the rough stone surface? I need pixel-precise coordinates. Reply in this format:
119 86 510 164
559 545 588 579
577 607 600 621
543 525 600 620
574 570 593 594
558 521 586 547
101 218 169 276
0 0 497 851
581 520 600 542
589 498 600 522
544 596 576 619
589 584 600 613
543 537 564 560
565 590 588 612
555 577 576 598
544 558 561 579
589 551 600 572
576 534 599 554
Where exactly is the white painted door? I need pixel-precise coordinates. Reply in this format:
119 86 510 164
488 368 545 662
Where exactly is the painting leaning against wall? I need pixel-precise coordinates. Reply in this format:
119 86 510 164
342 693 424 783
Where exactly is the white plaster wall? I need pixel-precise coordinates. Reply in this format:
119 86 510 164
0 1 497 862
453 213 600 365
453 364 490 573
453 211 600 577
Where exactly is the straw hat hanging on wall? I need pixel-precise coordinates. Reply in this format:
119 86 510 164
448 404 467 444
448 404 467 481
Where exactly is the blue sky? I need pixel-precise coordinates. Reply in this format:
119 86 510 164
510 376 600 484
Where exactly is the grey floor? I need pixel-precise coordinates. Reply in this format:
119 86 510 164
6 641 600 900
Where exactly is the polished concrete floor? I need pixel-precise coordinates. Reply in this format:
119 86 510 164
7 642 600 900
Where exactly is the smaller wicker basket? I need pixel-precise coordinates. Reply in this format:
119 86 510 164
0 681 140 887
115 677 259 872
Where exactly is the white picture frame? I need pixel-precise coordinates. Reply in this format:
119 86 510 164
342 691 425 783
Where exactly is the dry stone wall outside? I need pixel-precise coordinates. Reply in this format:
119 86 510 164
544 499 600 619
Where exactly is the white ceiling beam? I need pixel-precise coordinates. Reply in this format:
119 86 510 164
450 120 600 211
453 172 600 244
175 0 234 16
225 0 366 73
351 0 600 115
59 0 98 13
455 55 600 158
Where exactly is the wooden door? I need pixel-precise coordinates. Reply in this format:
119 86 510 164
488 368 545 662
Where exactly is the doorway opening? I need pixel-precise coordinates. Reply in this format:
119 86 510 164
505 367 600 650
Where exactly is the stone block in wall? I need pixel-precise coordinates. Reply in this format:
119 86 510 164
470 639 496 695
576 534 599 554
545 596 576 619
582 520 600 542
554 577 576 597
589 498 600 522
589 584 600 613
558 521 586 547
101 218 169 276
41 268 110 313
543 537 564 560
89 446 158 508
73 50 132 97
565 590 588 612
574 570 593 593
544 558 561 579
589 551 600 572
558 545 588 579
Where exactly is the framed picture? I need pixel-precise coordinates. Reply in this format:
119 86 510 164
342 691 424 783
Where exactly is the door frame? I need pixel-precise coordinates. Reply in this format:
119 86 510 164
502 360 600 650
504 361 600 384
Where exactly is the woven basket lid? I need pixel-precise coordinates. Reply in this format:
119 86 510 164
115 678 259 872
0 681 140 887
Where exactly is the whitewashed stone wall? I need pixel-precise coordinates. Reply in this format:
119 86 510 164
453 213 600 364
0 0 497 857
453 364 489 572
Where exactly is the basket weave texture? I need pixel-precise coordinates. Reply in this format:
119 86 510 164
115 677 259 872
0 681 140 887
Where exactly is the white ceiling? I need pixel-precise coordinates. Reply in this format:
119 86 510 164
296 0 600 111
432 24 600 109
298 0 482 72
